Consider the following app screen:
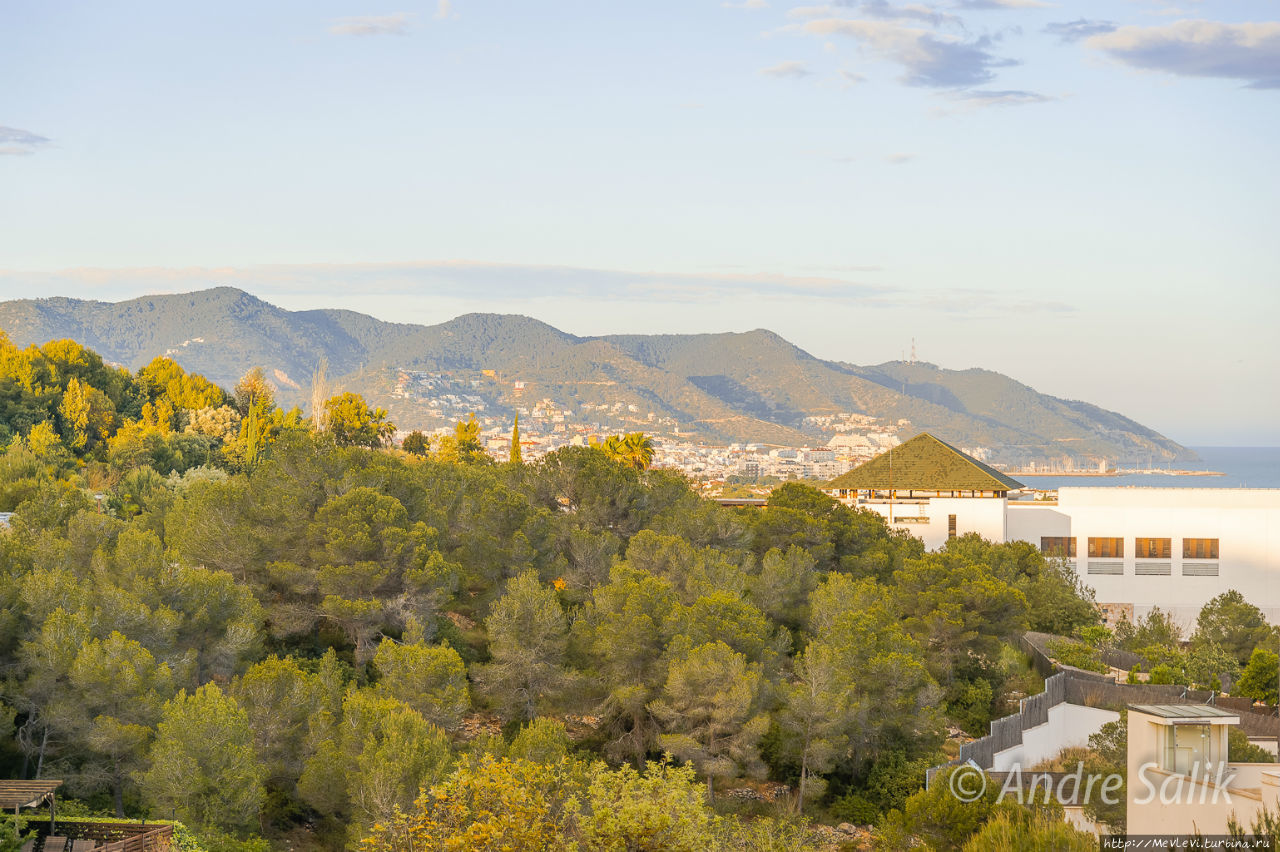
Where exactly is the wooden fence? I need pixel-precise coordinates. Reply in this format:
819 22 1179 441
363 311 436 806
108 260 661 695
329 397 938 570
32 821 173 852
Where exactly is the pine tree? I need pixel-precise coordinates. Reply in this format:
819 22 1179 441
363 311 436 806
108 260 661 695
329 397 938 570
140 683 265 831
649 641 768 797
510 415 522 464
474 570 573 722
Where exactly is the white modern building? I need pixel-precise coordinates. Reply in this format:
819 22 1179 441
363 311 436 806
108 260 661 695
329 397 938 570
827 434 1280 627
1127 704 1280 836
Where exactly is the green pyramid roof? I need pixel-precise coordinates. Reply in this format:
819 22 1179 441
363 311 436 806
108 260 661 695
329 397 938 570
826 433 1024 492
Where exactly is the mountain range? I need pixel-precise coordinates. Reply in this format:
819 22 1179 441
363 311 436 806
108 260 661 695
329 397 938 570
0 287 1192 464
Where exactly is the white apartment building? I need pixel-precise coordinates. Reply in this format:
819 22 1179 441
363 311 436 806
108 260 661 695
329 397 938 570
827 434 1280 627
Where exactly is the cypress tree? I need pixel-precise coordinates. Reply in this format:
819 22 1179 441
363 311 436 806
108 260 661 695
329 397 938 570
510 415 522 464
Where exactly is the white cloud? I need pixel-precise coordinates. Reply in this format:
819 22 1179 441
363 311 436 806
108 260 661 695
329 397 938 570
1087 19 1280 89
722 0 768 8
329 13 413 36
436 0 458 20
761 60 814 78
885 152 915 164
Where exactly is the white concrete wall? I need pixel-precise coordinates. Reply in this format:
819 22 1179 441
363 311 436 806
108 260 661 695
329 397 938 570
1042 488 1280 628
1005 502 1071 544
1062 806 1100 837
990 703 1121 772
859 497 1008 551
1248 738 1279 758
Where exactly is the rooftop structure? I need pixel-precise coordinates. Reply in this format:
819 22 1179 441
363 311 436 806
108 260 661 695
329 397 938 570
1128 704 1240 721
0 779 61 810
826 432 1023 495
1127 703 1280 836
0 779 61 833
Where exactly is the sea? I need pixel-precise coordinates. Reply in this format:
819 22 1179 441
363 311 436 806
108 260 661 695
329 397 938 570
1011 447 1280 491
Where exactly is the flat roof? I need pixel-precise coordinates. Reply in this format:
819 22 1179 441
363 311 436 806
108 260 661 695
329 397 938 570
1129 704 1240 721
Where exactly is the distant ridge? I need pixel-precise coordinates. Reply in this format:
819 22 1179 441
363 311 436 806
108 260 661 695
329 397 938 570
0 287 1194 464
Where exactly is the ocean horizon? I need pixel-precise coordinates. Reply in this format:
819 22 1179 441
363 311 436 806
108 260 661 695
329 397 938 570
1010 446 1280 490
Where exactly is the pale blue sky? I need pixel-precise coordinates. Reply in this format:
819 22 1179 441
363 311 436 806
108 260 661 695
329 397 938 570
2 1 1278 444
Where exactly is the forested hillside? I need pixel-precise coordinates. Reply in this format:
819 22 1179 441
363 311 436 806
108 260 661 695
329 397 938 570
0 332 1134 849
0 288 1194 462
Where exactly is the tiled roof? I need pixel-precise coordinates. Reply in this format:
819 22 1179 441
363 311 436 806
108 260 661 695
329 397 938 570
826 433 1024 492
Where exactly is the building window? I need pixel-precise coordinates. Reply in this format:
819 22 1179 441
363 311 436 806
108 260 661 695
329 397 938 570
1040 537 1077 558
948 515 957 539
1183 538 1219 559
1163 724 1212 775
1135 538 1172 559
1088 537 1124 558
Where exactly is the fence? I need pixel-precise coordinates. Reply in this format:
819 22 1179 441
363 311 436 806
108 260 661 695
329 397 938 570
96 826 171 852
927 672 1070 784
30 821 173 852
1063 678 1278 738
1019 631 1143 675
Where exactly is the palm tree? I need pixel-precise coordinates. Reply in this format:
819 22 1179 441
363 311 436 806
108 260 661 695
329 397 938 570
601 434 627 465
621 432 654 471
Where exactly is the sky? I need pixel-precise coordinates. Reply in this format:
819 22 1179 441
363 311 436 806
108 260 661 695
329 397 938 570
2 0 1278 445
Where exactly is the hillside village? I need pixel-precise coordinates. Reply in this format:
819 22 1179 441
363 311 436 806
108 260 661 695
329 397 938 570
0 289 1195 467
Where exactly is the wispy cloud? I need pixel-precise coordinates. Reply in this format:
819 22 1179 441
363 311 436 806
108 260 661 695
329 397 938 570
946 88 1056 108
787 5 835 20
1043 18 1117 43
0 263 1083 319
802 18 1015 87
761 60 814 78
722 0 768 8
1087 20 1280 89
435 0 458 21
329 13 413 36
885 152 915 164
849 0 962 29
0 262 891 306
0 126 52 156
955 0 1053 9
